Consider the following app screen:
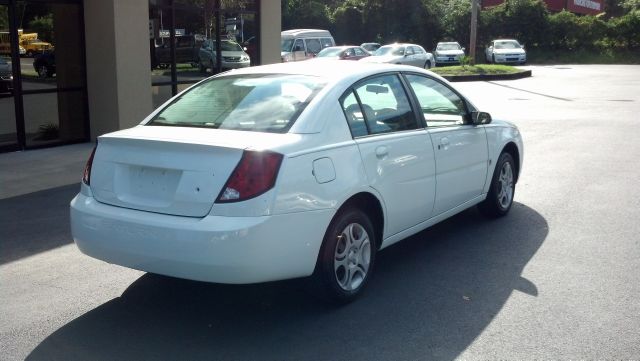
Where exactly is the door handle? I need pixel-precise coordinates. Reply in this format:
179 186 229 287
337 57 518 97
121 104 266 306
375 146 388 158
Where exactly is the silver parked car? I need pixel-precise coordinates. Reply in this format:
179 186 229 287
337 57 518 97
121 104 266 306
485 39 526 65
434 42 465 66
198 39 250 72
359 43 434 69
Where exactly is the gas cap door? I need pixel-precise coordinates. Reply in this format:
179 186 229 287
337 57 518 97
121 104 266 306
312 157 336 184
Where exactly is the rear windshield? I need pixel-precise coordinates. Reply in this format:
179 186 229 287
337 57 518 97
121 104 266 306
317 47 344 57
374 46 404 56
148 74 327 133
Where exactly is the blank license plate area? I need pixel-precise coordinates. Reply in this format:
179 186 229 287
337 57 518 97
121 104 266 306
121 165 182 205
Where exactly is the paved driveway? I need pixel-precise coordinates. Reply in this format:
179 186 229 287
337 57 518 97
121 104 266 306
1 65 639 360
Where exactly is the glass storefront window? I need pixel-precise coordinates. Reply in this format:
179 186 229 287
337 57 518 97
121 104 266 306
149 0 259 108
0 0 88 151
22 90 86 147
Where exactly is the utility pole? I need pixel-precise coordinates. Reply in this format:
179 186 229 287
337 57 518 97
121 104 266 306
469 0 479 65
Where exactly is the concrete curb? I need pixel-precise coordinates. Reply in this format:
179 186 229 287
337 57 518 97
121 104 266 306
440 69 532 82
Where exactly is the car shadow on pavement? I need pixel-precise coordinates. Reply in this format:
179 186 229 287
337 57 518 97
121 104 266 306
0 183 78 265
26 202 547 361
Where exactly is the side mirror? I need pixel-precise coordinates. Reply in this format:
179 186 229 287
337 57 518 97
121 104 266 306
462 47 466 52
471 111 492 125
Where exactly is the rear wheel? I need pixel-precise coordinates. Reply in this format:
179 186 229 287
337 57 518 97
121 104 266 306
479 152 515 218
314 207 376 304
37 65 49 78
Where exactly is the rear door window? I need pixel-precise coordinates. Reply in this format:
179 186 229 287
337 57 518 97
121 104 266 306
350 74 418 135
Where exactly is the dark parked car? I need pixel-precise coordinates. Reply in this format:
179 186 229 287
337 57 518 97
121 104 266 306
153 35 202 68
33 51 55 78
0 57 13 93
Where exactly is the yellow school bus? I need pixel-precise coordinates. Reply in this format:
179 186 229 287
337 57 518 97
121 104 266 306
19 31 53 57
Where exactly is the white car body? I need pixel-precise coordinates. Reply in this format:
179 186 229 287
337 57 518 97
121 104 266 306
434 42 465 66
359 43 434 69
485 39 527 64
71 61 523 296
199 39 250 70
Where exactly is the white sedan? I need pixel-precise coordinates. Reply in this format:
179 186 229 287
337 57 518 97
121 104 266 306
485 39 527 64
71 61 523 303
360 43 434 69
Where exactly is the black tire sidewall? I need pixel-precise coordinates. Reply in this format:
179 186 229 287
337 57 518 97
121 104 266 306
488 152 515 215
316 208 376 302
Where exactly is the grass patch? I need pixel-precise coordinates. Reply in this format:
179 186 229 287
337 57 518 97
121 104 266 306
527 48 640 64
431 64 523 76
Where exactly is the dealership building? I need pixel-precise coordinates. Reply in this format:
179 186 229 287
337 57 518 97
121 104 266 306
0 0 281 153
483 0 605 15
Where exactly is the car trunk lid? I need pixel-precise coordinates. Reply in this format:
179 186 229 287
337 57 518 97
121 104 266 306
89 126 290 217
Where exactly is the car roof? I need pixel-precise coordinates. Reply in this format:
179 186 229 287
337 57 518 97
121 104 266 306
323 45 356 50
381 43 423 48
437 42 460 45
219 60 446 85
281 29 332 37
494 39 519 42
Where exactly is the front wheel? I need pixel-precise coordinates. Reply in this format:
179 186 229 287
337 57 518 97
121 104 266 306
478 152 516 218
314 207 376 304
425 60 432 69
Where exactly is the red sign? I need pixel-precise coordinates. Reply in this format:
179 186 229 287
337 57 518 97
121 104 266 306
566 0 604 15
544 0 565 12
482 0 603 14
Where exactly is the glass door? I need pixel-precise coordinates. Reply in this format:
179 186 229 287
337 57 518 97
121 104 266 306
0 3 20 151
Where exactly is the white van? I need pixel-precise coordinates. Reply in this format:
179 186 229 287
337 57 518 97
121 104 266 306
281 29 335 62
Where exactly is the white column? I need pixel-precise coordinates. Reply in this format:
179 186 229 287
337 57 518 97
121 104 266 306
260 0 281 65
84 0 153 139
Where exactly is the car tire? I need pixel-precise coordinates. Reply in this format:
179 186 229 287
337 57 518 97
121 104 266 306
313 207 376 304
478 152 516 218
26 50 33 58
425 60 432 69
491 54 496 64
37 65 49 78
198 61 207 73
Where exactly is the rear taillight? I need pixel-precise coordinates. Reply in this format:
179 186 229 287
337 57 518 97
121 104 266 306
216 150 283 203
82 145 97 185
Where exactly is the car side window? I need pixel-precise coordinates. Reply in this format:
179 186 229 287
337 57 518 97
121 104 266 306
352 74 418 135
321 38 333 48
305 38 322 54
293 39 304 52
405 74 467 127
340 91 369 137
413 46 424 54
354 47 365 56
405 47 414 55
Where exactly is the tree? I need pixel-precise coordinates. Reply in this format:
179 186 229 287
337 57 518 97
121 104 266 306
0 6 8 30
28 14 53 43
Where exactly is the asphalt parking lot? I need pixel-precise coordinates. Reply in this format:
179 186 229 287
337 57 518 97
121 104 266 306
1 65 639 360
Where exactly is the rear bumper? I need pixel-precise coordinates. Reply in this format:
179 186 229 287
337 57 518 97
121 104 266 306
70 192 333 284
